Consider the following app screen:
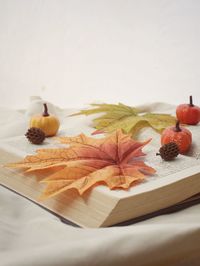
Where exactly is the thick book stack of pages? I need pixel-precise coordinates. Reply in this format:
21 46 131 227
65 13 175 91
0 108 200 228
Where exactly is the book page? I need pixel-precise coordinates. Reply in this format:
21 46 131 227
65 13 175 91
0 120 200 198
138 125 200 177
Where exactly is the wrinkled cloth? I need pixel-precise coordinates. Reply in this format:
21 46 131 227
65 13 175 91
0 97 200 266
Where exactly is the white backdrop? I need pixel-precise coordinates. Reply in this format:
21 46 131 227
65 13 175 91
0 0 200 108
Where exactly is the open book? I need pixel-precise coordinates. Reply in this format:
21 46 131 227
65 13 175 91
0 118 200 228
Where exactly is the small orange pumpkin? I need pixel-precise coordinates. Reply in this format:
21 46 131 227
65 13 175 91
161 121 192 154
30 103 60 137
176 95 200 125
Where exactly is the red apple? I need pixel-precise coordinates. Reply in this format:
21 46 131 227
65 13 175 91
176 96 200 125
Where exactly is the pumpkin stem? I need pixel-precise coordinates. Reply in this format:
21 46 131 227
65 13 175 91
189 95 194 107
43 103 49 117
174 121 182 132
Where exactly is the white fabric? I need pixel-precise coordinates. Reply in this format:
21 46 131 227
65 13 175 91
0 98 200 266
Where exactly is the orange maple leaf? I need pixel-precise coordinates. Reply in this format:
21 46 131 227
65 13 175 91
7 129 155 199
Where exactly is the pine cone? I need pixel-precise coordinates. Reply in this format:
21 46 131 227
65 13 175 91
25 127 45 144
156 142 179 161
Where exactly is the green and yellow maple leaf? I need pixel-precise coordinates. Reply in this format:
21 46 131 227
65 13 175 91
72 103 176 137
